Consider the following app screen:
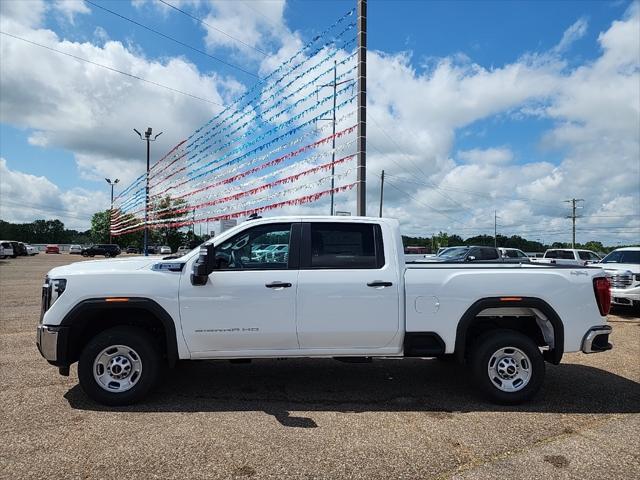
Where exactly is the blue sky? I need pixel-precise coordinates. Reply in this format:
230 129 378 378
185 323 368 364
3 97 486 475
0 0 638 243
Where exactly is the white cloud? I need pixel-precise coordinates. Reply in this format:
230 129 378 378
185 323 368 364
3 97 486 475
0 14 244 187
0 158 108 230
52 0 90 24
458 147 514 165
553 17 588 53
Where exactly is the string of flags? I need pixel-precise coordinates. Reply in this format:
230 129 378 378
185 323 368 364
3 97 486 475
112 8 359 237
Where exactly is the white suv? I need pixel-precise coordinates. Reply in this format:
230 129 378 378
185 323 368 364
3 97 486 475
596 247 640 309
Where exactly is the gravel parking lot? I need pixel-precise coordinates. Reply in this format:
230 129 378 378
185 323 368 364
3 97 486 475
1 254 639 479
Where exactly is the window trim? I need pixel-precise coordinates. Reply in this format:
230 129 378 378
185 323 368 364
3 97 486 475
300 222 385 270
213 222 299 272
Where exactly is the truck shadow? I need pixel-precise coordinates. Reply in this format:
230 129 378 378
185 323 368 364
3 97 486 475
64 358 640 426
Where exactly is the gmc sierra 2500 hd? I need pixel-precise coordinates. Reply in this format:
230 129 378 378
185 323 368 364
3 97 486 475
37 216 613 406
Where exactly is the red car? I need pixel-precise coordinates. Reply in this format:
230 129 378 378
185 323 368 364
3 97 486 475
45 244 60 254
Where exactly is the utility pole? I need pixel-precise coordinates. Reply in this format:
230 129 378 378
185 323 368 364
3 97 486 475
319 60 351 215
378 170 385 217
356 0 367 216
134 127 163 256
105 178 119 244
564 198 584 248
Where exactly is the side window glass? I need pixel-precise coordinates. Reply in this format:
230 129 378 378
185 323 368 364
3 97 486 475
546 251 557 258
578 251 590 260
309 223 382 269
483 248 499 260
216 223 291 270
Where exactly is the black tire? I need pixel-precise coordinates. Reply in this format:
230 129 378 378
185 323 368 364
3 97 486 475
78 326 161 406
470 329 545 405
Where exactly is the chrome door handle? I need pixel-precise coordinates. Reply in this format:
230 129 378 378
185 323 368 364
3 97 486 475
367 281 393 287
265 281 292 288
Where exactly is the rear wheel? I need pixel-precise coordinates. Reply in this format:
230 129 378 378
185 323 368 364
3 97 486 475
78 327 160 406
470 329 544 404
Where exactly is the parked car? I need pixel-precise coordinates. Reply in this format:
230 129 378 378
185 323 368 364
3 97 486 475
498 247 531 263
126 246 140 254
45 244 60 254
422 245 500 262
160 246 172 255
593 247 640 309
267 244 289 262
0 241 15 258
533 249 601 266
10 241 28 256
81 244 121 258
176 246 191 255
69 245 82 255
25 244 39 255
37 216 612 406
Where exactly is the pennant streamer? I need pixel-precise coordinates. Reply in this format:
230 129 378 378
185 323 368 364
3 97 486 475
112 9 359 236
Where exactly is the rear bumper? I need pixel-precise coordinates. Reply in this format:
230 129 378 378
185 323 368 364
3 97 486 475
581 325 613 354
36 325 69 366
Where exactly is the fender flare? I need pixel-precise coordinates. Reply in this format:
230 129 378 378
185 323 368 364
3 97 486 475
454 297 564 364
60 297 179 366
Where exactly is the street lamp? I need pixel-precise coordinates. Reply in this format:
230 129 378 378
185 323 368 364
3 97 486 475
105 178 120 244
134 127 163 256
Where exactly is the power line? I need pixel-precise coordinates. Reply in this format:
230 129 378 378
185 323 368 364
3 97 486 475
380 175 462 223
0 31 225 106
368 114 473 214
157 0 269 56
85 0 262 79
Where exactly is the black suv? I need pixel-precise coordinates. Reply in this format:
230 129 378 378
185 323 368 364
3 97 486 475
81 244 121 257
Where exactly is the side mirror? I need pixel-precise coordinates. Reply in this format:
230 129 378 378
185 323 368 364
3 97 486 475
191 244 216 286
466 255 476 262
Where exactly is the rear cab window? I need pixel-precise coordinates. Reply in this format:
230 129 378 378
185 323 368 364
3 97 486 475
302 222 385 269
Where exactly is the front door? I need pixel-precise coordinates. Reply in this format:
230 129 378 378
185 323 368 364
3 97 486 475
179 222 300 355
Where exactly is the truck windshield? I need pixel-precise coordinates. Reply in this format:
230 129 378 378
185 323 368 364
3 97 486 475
601 250 640 264
439 247 469 260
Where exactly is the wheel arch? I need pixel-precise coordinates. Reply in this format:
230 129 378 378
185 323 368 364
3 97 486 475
59 297 179 368
454 297 564 364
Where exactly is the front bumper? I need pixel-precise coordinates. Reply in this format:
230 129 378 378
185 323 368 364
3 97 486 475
36 325 69 365
611 286 640 306
581 325 613 354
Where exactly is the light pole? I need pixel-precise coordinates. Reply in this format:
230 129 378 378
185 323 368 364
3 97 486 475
134 127 163 256
105 178 119 244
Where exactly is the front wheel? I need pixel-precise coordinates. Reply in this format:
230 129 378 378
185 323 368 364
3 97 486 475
78 326 160 406
470 329 545 404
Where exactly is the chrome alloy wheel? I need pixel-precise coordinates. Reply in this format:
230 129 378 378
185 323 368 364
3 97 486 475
487 346 532 392
93 345 143 393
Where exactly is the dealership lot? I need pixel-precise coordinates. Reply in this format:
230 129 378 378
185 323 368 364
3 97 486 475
1 254 639 480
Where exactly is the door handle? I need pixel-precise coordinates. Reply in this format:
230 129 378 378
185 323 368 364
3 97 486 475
265 281 292 289
367 281 393 287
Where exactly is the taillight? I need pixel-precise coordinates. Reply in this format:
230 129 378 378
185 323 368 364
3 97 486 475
593 277 611 316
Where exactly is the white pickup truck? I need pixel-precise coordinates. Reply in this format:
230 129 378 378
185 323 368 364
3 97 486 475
37 216 613 406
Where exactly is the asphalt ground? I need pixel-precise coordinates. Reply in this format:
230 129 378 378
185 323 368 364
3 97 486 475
1 254 639 480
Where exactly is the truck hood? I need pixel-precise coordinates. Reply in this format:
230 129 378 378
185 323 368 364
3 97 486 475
47 256 161 277
595 263 639 274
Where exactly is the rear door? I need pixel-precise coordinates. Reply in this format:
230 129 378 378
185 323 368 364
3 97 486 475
296 222 399 350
